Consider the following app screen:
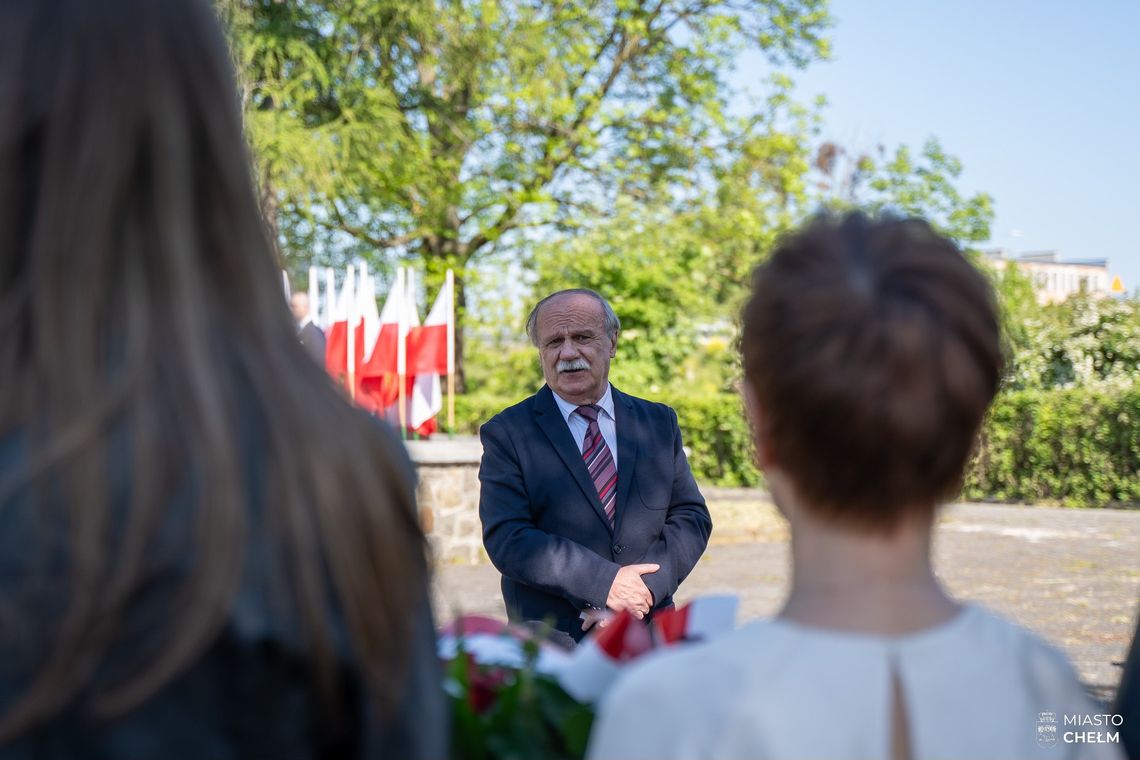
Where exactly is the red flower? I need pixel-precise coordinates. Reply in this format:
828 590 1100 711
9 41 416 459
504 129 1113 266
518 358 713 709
464 654 512 715
593 610 653 661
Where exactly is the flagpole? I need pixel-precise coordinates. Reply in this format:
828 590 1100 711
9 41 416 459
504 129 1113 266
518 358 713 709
308 266 319 327
397 266 408 439
346 265 356 401
446 269 456 434
282 270 290 301
324 267 335 331
405 268 417 438
357 263 370 405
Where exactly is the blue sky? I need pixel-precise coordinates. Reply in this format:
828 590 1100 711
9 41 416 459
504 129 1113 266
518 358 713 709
735 0 1140 291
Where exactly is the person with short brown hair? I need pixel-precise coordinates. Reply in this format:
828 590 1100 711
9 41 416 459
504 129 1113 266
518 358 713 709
740 213 1003 531
588 213 1119 760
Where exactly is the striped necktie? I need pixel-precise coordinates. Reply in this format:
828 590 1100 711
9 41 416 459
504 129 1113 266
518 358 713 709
576 404 617 527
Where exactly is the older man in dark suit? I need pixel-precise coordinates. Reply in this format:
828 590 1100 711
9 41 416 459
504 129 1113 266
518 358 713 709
478 289 712 645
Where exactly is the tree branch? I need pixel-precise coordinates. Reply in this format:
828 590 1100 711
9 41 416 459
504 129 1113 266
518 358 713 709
327 201 431 250
464 2 667 257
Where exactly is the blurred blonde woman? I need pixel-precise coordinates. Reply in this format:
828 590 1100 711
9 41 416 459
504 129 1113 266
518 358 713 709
588 214 1119 760
0 0 443 756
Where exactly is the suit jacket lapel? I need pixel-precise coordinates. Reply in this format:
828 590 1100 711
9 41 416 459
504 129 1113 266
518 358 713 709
533 385 613 531
612 386 639 537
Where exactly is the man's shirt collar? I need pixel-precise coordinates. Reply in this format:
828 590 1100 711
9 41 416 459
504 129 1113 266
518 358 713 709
552 384 615 424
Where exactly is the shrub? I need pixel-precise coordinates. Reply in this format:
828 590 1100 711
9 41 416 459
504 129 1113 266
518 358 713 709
964 387 1140 506
452 391 763 488
453 387 1140 507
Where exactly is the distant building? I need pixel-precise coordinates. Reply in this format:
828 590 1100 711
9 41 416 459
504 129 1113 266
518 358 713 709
984 249 1126 304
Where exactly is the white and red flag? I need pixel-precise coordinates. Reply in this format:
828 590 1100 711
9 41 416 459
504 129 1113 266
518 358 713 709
409 273 451 376
360 266 407 412
404 271 451 435
378 269 435 436
324 265 353 379
322 265 453 434
352 266 385 412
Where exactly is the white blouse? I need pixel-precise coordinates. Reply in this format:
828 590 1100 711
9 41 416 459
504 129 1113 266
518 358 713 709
588 604 1123 760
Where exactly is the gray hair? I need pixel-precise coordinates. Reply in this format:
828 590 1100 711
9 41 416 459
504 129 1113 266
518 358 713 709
525 289 621 346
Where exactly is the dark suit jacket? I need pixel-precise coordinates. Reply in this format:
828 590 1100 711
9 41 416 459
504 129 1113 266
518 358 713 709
478 384 712 642
298 321 326 366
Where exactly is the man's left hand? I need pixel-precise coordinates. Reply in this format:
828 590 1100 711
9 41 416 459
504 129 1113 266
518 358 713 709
580 609 613 632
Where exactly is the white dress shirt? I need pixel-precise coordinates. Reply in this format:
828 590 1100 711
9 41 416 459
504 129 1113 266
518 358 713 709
588 604 1121 760
551 384 619 470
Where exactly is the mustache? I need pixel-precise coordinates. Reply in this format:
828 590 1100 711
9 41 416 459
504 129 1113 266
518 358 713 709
556 358 591 373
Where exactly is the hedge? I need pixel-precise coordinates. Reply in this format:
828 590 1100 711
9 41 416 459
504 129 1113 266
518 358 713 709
963 387 1140 506
453 387 1140 507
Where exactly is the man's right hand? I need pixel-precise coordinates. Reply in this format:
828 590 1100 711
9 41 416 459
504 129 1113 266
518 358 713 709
606 563 659 618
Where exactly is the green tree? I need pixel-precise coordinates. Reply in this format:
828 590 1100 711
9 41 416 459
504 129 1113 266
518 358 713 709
990 264 1048 388
526 77 819 395
524 125 1001 397
1015 294 1140 389
217 0 831 383
813 137 994 247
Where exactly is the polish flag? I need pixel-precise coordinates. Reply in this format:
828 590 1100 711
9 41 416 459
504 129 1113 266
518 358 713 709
324 267 353 378
375 269 439 436
405 271 442 435
353 267 385 412
360 267 406 411
409 275 452 376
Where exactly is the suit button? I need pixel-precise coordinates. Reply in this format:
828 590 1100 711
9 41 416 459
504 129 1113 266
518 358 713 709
613 544 623 554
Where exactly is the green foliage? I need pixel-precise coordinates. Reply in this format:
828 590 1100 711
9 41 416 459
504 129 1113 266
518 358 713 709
216 2 1140 507
986 263 1044 387
445 637 594 760
457 388 1140 506
454 391 763 487
218 0 832 379
531 199 724 393
965 387 1140 506
523 76 820 394
518 132 996 397
864 139 994 246
1002 293 1140 390
453 394 527 434
654 392 763 487
813 137 994 248
976 255 1140 392
460 254 545 397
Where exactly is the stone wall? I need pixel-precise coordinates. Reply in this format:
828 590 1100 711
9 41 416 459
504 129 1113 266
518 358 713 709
406 437 486 565
407 439 771 565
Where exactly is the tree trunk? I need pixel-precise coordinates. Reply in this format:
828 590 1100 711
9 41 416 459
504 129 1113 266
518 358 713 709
453 275 467 393
259 167 282 261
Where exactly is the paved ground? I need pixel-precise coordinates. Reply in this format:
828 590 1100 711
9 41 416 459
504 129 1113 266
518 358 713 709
434 491 1140 705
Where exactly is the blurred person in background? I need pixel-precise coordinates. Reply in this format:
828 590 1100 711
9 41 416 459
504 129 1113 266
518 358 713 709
290 292 327 367
588 213 1120 759
0 0 444 757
